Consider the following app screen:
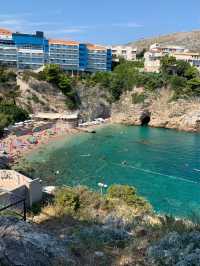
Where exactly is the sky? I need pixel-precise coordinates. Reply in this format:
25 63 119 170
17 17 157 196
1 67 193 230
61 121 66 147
0 0 199 45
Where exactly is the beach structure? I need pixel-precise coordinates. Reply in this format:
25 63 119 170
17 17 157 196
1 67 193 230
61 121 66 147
32 112 79 128
0 170 42 208
0 28 112 72
144 43 200 73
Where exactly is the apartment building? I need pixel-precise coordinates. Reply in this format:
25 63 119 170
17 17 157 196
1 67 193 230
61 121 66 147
13 31 49 70
174 52 200 70
87 44 112 72
107 45 137 61
144 43 199 73
49 40 88 72
0 28 112 73
149 43 187 54
0 29 17 67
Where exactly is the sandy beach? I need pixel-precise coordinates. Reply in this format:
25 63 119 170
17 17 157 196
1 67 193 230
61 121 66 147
0 121 109 165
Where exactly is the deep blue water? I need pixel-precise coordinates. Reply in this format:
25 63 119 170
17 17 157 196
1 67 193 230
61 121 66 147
27 125 200 218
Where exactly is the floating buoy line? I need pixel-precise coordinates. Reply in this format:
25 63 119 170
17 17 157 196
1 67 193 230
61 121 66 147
111 162 200 185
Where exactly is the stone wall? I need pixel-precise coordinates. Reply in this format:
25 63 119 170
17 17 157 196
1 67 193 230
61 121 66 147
0 170 42 207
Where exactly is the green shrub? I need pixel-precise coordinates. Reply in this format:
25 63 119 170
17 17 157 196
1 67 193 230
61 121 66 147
107 184 151 211
54 187 80 214
108 185 136 204
0 104 29 123
31 94 40 103
132 92 146 104
0 113 11 136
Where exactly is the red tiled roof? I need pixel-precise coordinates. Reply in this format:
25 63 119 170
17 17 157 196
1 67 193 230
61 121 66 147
0 28 12 35
49 39 79 45
87 44 107 51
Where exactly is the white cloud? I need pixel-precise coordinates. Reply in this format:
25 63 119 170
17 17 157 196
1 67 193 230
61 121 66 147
45 26 94 37
112 22 143 28
0 13 92 37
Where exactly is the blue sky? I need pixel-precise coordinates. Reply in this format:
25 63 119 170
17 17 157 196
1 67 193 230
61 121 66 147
0 0 199 45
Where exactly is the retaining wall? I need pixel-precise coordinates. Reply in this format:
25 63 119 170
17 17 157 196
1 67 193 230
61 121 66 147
0 170 42 207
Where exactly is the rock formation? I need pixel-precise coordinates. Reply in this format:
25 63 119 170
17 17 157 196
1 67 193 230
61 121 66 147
0 216 74 266
111 88 200 132
148 231 200 265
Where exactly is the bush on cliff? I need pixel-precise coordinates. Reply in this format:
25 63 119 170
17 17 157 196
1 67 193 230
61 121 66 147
42 65 79 110
0 104 29 137
107 184 151 211
52 184 151 220
55 187 80 215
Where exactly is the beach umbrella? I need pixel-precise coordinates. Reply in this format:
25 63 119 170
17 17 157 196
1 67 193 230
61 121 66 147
27 136 37 144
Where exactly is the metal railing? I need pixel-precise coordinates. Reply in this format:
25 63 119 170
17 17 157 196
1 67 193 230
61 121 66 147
0 190 26 221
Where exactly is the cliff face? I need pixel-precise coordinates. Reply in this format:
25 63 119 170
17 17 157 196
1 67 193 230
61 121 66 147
77 83 111 121
17 77 68 113
111 88 200 132
16 77 112 121
15 75 200 132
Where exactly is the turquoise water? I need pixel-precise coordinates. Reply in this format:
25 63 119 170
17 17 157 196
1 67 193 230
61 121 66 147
27 124 200 218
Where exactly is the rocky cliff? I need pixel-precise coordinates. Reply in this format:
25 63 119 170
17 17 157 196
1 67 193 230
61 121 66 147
111 88 200 132
77 83 111 121
0 216 74 266
15 77 112 121
17 77 68 113
14 75 200 132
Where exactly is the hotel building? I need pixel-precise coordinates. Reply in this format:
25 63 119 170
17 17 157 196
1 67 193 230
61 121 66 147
87 44 112 72
49 40 88 72
0 28 112 73
0 29 17 67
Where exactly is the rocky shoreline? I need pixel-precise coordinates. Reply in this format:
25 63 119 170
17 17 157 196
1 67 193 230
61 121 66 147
111 89 200 133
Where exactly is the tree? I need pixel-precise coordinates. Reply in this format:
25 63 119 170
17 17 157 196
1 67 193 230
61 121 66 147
4 85 21 105
136 48 147 60
58 74 72 94
0 113 11 137
160 55 177 75
187 78 200 95
43 64 61 84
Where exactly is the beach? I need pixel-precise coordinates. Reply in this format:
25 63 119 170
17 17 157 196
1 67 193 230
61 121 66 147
0 120 109 165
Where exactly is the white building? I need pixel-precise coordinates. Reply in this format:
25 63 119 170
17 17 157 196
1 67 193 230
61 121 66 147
149 43 188 54
174 52 200 71
107 45 137 61
144 43 199 73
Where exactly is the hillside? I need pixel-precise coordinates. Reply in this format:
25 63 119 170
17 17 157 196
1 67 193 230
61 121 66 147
127 30 200 52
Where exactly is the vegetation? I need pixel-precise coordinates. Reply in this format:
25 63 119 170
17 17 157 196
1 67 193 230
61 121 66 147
107 184 151 209
0 67 29 136
20 56 200 112
23 65 80 110
26 184 200 265
132 92 146 104
89 56 200 101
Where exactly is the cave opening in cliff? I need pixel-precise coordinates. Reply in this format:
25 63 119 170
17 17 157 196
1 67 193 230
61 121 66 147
140 112 151 126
